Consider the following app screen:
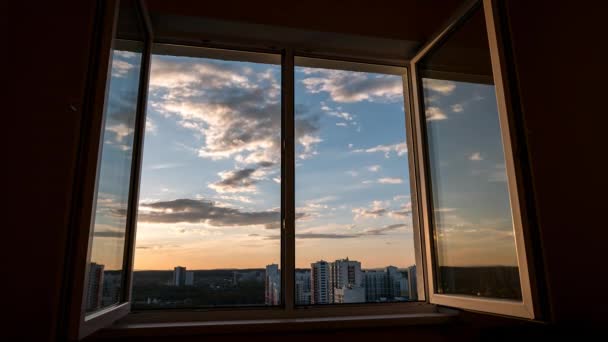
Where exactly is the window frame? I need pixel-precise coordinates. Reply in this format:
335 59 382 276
409 0 540 319
63 0 153 339
66 0 543 338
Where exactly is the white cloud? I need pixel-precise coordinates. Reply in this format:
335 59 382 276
367 165 381 172
111 59 134 78
353 142 407 158
378 177 403 184
336 122 348 127
451 104 464 112
423 79 456 95
145 118 157 134
106 123 133 143
469 152 483 161
301 69 403 103
425 107 447 121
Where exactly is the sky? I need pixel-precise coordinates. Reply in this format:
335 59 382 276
88 47 519 272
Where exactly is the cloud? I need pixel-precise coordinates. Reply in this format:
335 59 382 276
147 163 184 170
353 200 411 220
367 165 381 172
111 59 135 78
423 79 456 95
301 69 403 103
469 152 483 161
149 56 321 171
336 122 348 127
451 104 464 113
135 198 295 229
353 142 407 158
426 107 447 121
93 230 125 238
352 200 389 219
378 177 403 184
106 123 133 143
209 168 258 193
146 118 157 134
263 223 407 240
389 203 412 219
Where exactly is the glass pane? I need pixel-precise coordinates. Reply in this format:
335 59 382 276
418 8 522 300
86 44 143 313
295 59 417 305
132 47 281 309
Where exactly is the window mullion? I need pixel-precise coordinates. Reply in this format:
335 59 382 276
281 48 296 313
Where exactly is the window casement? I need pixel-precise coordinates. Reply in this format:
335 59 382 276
63 0 541 339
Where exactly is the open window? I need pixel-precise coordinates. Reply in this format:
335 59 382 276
409 0 539 318
65 0 540 339
65 0 152 339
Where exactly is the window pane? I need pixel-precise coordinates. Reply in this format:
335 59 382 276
86 42 143 313
418 8 522 300
132 47 281 309
294 60 417 305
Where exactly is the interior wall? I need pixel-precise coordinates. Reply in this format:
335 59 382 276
4 0 606 340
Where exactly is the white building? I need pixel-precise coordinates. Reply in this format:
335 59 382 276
265 264 280 305
334 285 365 303
311 261 331 304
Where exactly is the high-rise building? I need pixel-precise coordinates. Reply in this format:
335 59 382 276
331 258 362 289
265 264 280 305
86 262 104 311
407 265 418 300
364 270 388 302
330 258 364 303
311 260 331 304
101 271 121 306
387 266 407 298
295 270 312 305
173 266 187 287
185 271 194 286
334 285 365 303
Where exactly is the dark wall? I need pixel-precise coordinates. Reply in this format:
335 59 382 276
5 0 606 341
504 0 607 325
5 1 98 341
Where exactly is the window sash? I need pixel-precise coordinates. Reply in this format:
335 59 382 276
65 0 154 339
409 0 538 319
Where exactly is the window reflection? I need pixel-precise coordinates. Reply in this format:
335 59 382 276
419 8 522 300
86 45 143 313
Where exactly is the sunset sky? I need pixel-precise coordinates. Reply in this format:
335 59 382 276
89 47 519 271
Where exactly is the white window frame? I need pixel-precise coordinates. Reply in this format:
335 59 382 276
409 0 540 319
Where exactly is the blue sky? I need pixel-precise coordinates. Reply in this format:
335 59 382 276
89 47 519 271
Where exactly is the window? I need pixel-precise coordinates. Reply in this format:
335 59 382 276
66 0 539 338
410 0 537 317
132 46 282 308
294 58 417 305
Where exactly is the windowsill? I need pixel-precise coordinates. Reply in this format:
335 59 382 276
93 304 458 338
